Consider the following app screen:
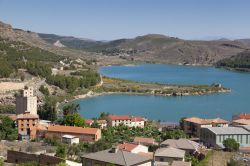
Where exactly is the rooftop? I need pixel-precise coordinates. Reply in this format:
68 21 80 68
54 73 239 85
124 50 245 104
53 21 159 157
47 125 100 135
108 115 131 120
118 143 139 152
233 113 250 120
131 117 145 122
160 139 199 151
205 127 250 135
184 117 228 125
82 149 151 166
85 119 94 124
155 147 185 158
233 119 250 125
108 115 146 122
134 137 157 145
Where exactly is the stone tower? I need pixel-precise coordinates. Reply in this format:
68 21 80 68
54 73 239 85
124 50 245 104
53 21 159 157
16 86 37 115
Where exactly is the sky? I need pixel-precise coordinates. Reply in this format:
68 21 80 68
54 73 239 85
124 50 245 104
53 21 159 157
0 0 250 40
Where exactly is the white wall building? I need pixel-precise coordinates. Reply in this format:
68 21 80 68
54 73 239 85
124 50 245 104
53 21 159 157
107 115 146 128
62 135 80 145
16 86 37 115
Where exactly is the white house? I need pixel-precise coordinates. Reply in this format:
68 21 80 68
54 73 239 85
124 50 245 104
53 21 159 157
107 115 146 128
118 143 148 154
62 135 79 145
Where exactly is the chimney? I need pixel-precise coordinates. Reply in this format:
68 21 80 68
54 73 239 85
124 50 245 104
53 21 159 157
111 145 118 153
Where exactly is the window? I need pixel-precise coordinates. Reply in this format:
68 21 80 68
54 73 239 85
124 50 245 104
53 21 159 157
240 135 243 144
219 135 222 142
246 135 248 144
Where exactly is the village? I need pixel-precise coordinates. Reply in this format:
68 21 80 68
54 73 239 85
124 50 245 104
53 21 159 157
0 86 250 166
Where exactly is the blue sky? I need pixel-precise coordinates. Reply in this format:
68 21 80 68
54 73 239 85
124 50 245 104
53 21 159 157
0 0 250 40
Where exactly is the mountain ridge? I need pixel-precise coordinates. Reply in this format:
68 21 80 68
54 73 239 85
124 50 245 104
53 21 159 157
1 20 250 65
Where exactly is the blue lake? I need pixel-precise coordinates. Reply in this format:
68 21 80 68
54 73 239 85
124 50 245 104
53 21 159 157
78 64 250 122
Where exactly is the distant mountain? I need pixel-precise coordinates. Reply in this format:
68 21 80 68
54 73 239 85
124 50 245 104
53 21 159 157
85 34 250 65
38 33 104 49
235 39 250 47
1 20 250 65
0 21 99 59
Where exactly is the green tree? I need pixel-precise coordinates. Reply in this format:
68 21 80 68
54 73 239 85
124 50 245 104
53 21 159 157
0 115 18 140
179 117 186 130
63 103 80 116
91 120 100 128
39 85 50 96
63 113 85 127
38 96 57 121
0 158 4 166
99 112 109 119
56 144 67 159
223 138 240 152
18 162 39 166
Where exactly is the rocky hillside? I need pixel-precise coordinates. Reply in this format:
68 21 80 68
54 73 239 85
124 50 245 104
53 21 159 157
38 33 104 49
1 20 250 65
0 21 99 60
84 34 250 65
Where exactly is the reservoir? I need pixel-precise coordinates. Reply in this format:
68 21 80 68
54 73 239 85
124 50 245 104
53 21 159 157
78 64 250 122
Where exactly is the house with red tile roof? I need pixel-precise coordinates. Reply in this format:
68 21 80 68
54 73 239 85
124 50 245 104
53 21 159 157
183 117 229 137
85 119 107 129
106 115 146 128
85 119 94 126
117 143 148 154
232 119 250 126
32 124 101 142
16 113 39 140
233 113 250 120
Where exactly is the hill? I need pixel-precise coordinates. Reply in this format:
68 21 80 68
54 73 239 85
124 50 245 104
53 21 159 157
1 20 250 66
84 34 250 65
216 51 250 72
38 33 104 49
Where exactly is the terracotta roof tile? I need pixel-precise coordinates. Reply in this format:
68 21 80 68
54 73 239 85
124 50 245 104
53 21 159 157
108 115 145 122
108 115 131 120
235 114 250 120
131 117 145 122
85 119 94 125
117 143 138 152
47 125 99 135
134 137 157 145
233 119 250 125
184 117 228 125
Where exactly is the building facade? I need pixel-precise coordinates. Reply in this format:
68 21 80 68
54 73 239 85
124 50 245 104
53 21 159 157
16 86 37 115
38 125 101 142
107 115 146 128
200 126 250 148
154 147 185 166
183 117 229 137
16 113 39 140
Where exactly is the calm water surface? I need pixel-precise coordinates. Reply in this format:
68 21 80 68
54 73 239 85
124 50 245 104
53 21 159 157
78 64 250 122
